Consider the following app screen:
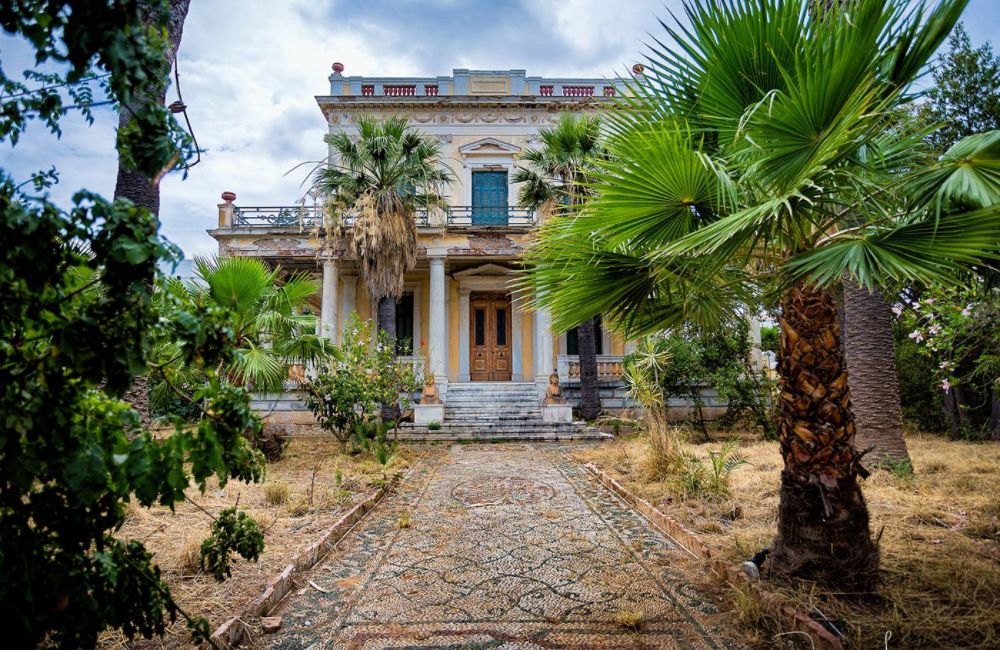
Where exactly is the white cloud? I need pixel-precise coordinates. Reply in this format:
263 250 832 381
3 0 999 257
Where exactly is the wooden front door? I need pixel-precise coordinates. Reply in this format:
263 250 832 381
469 292 512 381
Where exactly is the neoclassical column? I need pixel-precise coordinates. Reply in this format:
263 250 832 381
534 301 554 382
339 274 357 339
428 251 448 384
511 297 523 381
320 257 338 343
458 288 472 382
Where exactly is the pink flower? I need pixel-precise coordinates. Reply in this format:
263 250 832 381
908 330 924 343
941 379 951 392
891 304 903 316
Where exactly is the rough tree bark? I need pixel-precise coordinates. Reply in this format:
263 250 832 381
770 285 878 591
115 0 191 426
577 317 601 420
377 296 397 346
114 0 191 214
842 280 910 464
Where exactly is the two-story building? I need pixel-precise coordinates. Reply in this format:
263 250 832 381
210 66 713 433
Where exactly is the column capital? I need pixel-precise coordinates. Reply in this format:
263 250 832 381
426 247 448 259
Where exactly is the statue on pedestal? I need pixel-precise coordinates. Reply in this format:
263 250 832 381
543 370 565 404
421 374 441 404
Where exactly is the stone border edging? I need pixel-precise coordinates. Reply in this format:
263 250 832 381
581 462 844 650
209 471 404 648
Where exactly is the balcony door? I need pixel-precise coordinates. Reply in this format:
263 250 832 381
469 292 512 381
471 170 509 225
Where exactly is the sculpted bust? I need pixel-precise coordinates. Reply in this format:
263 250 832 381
421 374 441 404
543 371 565 404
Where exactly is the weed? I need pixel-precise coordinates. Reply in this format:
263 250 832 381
427 421 442 431
176 538 202 575
613 608 644 630
398 512 412 529
878 457 915 481
264 480 290 505
287 495 310 517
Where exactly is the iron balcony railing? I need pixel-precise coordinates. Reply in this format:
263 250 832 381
231 206 431 229
229 205 536 230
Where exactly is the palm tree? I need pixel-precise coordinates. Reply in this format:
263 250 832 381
525 0 1000 589
313 115 452 344
514 113 606 420
165 256 332 394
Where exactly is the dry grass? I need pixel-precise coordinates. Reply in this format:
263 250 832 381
613 608 645 631
576 433 1000 649
97 436 422 649
262 480 290 505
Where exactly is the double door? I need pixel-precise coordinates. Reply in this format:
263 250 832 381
470 292 512 381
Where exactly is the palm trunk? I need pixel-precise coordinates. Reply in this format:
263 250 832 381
377 296 398 421
577 317 601 420
842 281 910 464
770 285 878 591
377 296 397 345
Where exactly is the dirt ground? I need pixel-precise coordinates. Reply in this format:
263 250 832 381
574 433 1000 649
98 436 420 649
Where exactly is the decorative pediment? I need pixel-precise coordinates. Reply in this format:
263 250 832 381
453 263 515 277
458 137 521 157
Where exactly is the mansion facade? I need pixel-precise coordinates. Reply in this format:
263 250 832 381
211 67 637 412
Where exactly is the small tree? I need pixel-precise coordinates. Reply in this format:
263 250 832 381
303 314 420 450
303 317 378 452
919 23 1000 151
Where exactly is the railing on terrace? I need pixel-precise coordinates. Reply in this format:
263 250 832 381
396 355 425 382
230 206 430 229
557 355 626 384
446 206 535 228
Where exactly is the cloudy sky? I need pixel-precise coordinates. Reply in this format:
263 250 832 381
4 0 999 258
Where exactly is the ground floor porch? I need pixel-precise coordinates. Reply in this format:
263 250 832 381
308 255 632 394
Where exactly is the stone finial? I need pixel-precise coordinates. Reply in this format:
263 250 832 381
631 63 645 76
221 191 236 204
332 62 345 75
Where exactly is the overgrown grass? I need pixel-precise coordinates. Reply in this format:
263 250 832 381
97 436 424 649
575 433 1000 648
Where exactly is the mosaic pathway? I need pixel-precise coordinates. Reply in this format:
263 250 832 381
257 443 741 649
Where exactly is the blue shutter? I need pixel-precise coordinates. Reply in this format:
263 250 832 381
471 171 509 225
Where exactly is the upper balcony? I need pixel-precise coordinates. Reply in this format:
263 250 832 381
219 202 537 233
322 66 628 102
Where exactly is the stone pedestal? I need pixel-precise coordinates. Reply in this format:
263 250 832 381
541 404 573 423
413 404 445 426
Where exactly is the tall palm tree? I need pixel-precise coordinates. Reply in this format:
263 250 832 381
525 0 1000 589
159 256 332 395
313 115 452 344
515 113 606 419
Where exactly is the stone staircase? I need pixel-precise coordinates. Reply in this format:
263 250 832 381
399 382 609 441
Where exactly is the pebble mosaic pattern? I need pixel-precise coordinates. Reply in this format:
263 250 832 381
257 443 742 649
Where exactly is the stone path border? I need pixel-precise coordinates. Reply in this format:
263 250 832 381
582 462 845 650
209 463 416 649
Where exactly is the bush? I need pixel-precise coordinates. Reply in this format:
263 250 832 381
427 421 442 431
253 422 290 461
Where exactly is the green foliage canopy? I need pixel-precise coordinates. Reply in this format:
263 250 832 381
1 2 267 646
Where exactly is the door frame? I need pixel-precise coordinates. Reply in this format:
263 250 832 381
455 264 524 382
469 291 513 381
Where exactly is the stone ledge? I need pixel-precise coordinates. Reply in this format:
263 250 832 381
209 468 410 649
581 462 844 650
